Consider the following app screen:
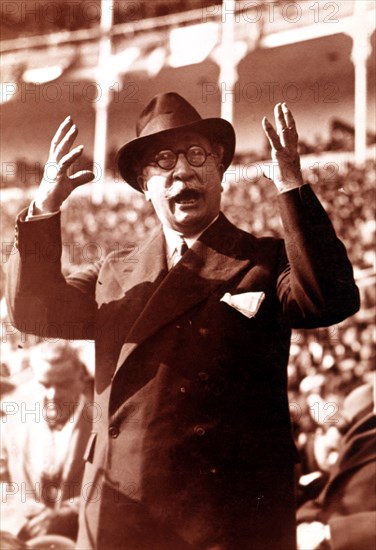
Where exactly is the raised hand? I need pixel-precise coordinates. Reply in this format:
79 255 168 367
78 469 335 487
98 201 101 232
262 102 304 192
34 116 95 213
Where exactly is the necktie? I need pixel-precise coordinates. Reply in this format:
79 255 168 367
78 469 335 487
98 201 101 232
172 237 188 267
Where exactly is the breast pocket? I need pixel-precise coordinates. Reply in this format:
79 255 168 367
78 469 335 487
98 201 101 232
220 291 266 319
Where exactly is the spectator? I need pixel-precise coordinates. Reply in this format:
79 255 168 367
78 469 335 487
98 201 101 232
0 341 93 543
296 383 376 550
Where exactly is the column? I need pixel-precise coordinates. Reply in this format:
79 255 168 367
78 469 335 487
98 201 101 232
350 1 372 165
92 0 114 204
219 0 238 123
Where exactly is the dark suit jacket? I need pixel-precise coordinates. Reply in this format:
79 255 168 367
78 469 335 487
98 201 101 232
297 413 376 550
6 185 359 550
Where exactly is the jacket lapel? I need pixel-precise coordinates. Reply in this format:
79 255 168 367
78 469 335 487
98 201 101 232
109 228 168 296
100 228 168 347
114 214 253 374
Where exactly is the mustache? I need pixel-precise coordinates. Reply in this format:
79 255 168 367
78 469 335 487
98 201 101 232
164 180 206 200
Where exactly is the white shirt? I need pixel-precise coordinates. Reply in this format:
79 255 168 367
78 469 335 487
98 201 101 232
28 396 85 481
163 215 219 269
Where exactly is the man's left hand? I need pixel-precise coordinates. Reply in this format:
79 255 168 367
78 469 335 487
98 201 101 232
262 102 304 193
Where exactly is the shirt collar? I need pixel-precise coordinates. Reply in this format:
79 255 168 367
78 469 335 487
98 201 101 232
163 215 219 260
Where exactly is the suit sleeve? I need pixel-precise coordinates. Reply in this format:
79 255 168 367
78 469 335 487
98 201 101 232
276 185 360 328
6 209 99 340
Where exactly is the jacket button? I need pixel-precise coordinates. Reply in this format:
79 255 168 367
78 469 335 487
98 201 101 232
108 425 119 438
194 425 206 437
198 371 209 381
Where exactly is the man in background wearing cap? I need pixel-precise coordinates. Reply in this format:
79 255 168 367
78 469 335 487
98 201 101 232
0 341 92 543
296 384 376 550
6 93 359 549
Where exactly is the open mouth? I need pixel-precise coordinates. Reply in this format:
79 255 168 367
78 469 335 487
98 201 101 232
174 189 201 205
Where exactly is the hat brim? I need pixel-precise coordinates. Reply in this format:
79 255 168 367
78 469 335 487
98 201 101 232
116 118 236 192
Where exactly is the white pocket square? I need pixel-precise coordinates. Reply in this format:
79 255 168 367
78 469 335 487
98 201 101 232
220 291 266 319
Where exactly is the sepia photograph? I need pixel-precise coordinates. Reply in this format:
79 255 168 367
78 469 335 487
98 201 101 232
1 1 375 549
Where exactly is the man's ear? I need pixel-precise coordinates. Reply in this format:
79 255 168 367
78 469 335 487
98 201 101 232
137 175 149 198
214 144 225 178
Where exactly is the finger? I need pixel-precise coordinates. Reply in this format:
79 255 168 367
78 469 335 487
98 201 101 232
50 116 74 155
262 117 284 152
54 123 78 162
26 515 44 532
25 510 38 519
274 103 291 148
59 144 85 173
280 129 298 154
281 102 296 131
27 523 44 539
70 169 95 188
282 103 298 147
274 103 288 134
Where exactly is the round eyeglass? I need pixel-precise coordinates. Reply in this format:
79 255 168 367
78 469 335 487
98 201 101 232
149 145 214 170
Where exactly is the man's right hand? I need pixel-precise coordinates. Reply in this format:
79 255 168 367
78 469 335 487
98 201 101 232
34 116 95 214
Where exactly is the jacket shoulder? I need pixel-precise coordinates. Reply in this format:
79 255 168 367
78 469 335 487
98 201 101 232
216 213 283 259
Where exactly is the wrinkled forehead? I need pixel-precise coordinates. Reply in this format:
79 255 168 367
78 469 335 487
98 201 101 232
143 129 212 157
36 364 78 387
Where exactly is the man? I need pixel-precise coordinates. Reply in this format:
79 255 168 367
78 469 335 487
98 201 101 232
0 341 92 542
296 384 376 550
6 92 359 549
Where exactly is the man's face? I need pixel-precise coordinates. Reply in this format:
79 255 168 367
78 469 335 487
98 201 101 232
139 130 224 237
34 354 85 427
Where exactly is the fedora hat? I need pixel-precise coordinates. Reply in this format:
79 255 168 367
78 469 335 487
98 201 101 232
117 92 236 192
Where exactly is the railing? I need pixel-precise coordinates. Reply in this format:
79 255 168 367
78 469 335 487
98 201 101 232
1 0 367 54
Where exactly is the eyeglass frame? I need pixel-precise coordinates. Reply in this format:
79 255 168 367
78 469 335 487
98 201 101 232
145 144 217 171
